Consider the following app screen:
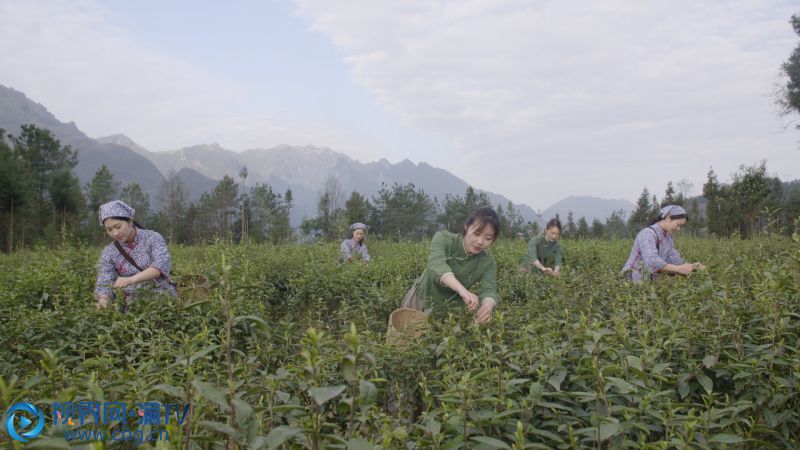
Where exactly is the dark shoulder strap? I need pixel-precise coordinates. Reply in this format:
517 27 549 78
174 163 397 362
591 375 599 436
114 241 144 272
648 227 660 250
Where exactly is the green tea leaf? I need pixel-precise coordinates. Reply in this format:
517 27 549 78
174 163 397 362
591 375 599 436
547 370 567 391
626 355 643 371
235 315 270 330
232 396 254 422
309 384 347 406
193 379 230 411
696 373 713 394
709 433 744 444
265 426 303 449
678 381 690 399
149 383 183 399
346 437 375 450
199 420 237 436
358 379 377 410
599 422 620 440
470 436 511 449
342 356 356 382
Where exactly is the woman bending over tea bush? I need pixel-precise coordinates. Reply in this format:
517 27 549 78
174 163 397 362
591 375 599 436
339 222 371 263
621 205 705 282
94 200 177 308
401 207 499 324
519 217 563 276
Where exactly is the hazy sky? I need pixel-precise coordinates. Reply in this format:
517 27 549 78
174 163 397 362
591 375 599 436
1 0 798 209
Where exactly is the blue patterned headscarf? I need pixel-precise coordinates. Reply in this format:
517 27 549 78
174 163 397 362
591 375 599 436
99 200 135 225
659 205 687 219
349 222 368 232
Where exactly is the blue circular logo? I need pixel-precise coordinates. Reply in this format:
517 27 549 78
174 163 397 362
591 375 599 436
5 402 45 442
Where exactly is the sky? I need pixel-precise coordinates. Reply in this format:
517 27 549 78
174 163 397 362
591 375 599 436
0 0 798 210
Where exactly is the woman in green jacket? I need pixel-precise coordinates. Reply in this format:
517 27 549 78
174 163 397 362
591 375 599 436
520 218 563 277
401 207 500 324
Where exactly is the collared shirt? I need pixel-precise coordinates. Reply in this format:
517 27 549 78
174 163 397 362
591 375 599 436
520 235 562 270
621 224 683 282
418 230 499 304
95 228 177 299
339 238 370 262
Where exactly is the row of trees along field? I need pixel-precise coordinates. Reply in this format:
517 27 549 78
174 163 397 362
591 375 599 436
1 124 799 252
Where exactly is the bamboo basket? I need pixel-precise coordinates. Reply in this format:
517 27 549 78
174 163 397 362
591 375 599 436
386 308 429 346
175 274 211 299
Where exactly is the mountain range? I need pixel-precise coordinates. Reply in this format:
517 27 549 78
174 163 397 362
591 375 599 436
0 84 635 226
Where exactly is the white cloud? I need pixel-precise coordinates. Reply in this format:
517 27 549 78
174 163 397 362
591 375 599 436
0 1 237 147
295 0 799 207
1 0 797 208
0 0 382 161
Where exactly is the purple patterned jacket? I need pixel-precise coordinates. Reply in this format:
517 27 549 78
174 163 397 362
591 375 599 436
95 228 177 299
621 224 683 282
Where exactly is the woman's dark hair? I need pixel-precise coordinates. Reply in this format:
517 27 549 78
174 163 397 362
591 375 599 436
462 207 500 239
647 212 688 226
104 216 145 229
545 218 562 231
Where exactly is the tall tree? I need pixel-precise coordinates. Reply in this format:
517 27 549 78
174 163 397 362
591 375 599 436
729 161 772 237
438 187 491 233
85 165 119 244
194 176 239 242
272 188 293 243
779 12 800 132
48 169 84 241
590 218 605 238
564 211 577 238
344 191 370 227
86 165 119 212
703 169 722 236
628 187 653 233
0 130 26 251
676 178 694 204
250 182 291 243
314 176 346 239
323 176 345 216
372 182 436 239
605 209 627 238
156 170 188 244
576 216 589 238
686 198 701 236
120 183 151 226
661 181 678 207
784 181 800 234
7 125 79 247
212 175 239 240
499 201 526 238
239 166 249 241
11 125 78 224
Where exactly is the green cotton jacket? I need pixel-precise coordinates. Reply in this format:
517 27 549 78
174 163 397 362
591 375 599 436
417 231 499 304
520 235 562 269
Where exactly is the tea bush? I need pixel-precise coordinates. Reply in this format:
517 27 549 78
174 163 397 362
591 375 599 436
0 235 798 449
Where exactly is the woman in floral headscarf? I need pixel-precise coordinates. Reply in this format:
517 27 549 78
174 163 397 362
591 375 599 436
621 205 705 282
339 222 371 263
94 200 177 308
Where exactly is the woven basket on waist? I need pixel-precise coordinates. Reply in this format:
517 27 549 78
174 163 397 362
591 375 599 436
386 308 429 346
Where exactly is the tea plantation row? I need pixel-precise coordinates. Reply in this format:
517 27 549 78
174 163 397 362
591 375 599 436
0 235 798 449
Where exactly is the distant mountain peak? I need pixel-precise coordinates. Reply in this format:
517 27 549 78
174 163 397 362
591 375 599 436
0 84 166 208
1 84 636 227
97 134 150 154
538 196 635 224
188 143 227 152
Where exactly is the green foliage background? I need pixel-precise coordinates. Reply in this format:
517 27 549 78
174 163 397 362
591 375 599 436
1 235 798 448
